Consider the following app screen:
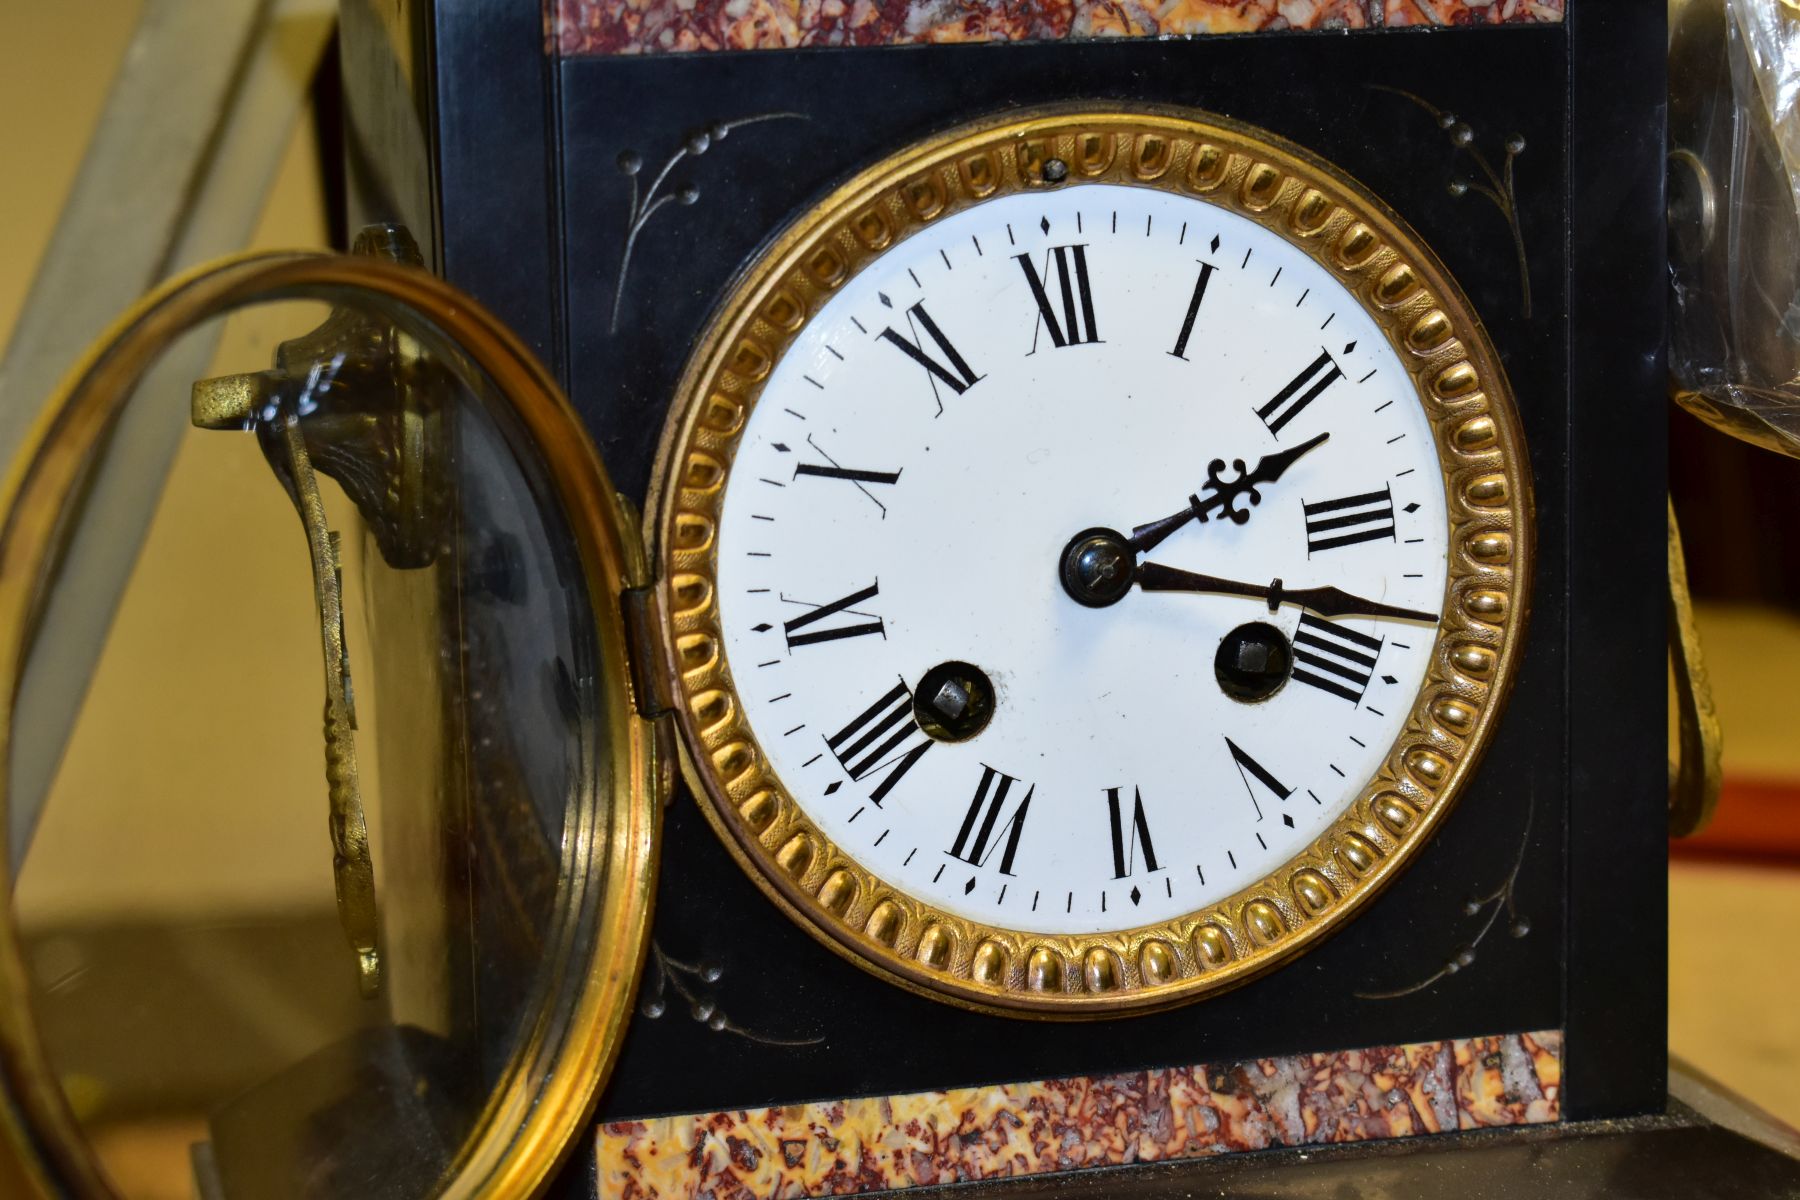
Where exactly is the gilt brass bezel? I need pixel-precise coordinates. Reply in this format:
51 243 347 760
651 105 1532 1016
0 254 661 1197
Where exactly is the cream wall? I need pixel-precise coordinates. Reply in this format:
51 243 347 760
0 2 141 342
1 1 345 923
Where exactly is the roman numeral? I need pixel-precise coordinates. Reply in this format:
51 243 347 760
1291 613 1383 703
948 766 1033 875
794 463 901 486
1106 786 1161 878
783 582 884 649
1225 737 1292 821
826 679 932 805
1304 486 1397 553
1168 261 1215 360
793 435 900 515
1015 244 1099 349
1258 348 1343 435
879 303 982 398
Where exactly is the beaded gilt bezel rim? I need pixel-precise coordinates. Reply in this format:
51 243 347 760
650 105 1532 1016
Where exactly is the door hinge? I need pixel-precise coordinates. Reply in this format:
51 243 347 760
621 583 676 720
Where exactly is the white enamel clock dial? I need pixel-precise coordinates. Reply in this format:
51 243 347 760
712 181 1448 936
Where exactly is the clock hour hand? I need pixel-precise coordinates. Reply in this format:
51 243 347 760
1136 560 1440 624
1129 432 1330 553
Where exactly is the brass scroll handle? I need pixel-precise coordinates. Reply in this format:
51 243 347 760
187 224 446 997
275 396 381 997
191 369 384 998
1669 498 1724 837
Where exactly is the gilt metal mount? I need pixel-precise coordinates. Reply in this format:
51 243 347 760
189 224 448 997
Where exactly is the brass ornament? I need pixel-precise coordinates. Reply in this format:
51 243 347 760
188 225 448 999
278 410 385 995
652 105 1532 1015
1667 498 1723 837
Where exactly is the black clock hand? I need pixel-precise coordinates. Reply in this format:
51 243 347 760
1129 431 1330 553
1136 560 1440 624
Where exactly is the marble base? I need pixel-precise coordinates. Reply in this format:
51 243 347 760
598 1029 1562 1198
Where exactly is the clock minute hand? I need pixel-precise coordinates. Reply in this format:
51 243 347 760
1135 561 1440 624
1134 562 1268 603
1129 431 1330 554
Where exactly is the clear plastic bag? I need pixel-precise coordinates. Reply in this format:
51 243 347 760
1669 0 1800 456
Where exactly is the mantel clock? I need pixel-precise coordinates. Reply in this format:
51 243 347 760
0 4 1670 1198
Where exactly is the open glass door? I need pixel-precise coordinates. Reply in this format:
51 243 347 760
0 233 662 1200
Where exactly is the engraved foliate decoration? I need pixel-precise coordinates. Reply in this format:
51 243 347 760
651 107 1532 1015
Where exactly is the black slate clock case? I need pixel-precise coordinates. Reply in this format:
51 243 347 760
339 0 1665 1147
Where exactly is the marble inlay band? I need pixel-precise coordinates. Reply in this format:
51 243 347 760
598 1029 1562 1197
555 0 1565 57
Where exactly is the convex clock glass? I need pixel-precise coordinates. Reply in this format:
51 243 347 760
0 256 658 1199
654 107 1531 1014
